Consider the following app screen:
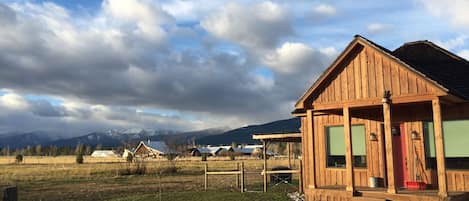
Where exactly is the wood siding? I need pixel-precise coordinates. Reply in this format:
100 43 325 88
302 103 469 194
311 46 445 106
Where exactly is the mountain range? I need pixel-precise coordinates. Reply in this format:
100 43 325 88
0 118 300 149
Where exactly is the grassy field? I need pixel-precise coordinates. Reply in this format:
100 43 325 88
0 156 300 201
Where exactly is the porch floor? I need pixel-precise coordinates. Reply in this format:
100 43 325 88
308 185 469 201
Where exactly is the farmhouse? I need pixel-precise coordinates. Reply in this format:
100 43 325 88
293 35 469 200
91 150 120 158
134 140 174 158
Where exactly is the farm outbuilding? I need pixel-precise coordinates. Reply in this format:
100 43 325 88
191 146 232 156
293 35 469 200
91 150 120 158
134 140 175 158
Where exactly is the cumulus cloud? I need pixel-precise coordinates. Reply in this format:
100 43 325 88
436 35 469 50
0 91 204 135
201 1 293 49
0 1 337 136
418 0 469 27
366 23 393 35
102 0 173 42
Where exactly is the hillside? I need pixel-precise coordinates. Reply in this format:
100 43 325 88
196 118 300 145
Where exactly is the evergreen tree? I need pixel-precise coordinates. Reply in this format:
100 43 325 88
35 144 43 156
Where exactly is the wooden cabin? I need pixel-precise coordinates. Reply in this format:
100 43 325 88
293 35 469 201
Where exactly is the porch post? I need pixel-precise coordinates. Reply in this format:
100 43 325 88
263 140 268 192
432 98 448 198
288 142 292 169
382 93 397 194
343 106 355 192
307 109 316 189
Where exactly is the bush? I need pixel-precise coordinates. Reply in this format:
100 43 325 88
117 159 147 176
15 154 23 163
76 153 84 164
229 154 235 161
126 154 133 163
165 153 177 161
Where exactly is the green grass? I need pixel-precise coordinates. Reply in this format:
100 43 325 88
109 191 289 201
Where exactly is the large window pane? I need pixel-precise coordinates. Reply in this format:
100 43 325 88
423 120 469 169
326 125 366 168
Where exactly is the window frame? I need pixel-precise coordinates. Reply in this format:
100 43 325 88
324 124 367 169
423 120 469 170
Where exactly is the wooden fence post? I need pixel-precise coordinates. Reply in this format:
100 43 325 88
240 162 245 193
3 186 17 201
236 163 240 188
299 160 303 194
204 163 208 191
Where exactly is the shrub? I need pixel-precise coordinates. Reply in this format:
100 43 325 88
117 159 147 176
15 154 23 163
229 153 235 161
165 153 177 161
134 160 146 175
76 153 84 164
126 154 133 163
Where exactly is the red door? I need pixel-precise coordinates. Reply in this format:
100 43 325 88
392 123 407 188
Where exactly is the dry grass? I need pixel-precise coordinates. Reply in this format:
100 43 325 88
0 156 300 201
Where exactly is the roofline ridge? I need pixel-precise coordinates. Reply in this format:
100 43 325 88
394 39 469 64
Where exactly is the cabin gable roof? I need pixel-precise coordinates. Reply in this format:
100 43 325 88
295 35 455 111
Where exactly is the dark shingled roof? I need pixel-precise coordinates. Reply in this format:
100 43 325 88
393 41 469 100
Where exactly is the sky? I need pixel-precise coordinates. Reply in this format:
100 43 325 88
0 0 469 136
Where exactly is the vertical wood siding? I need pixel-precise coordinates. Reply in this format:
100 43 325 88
311 46 443 105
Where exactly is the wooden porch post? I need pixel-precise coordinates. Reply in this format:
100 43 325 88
432 98 448 198
263 140 268 192
343 106 355 192
382 93 397 194
307 109 316 189
288 142 292 169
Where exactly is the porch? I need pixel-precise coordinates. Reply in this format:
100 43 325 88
304 186 469 201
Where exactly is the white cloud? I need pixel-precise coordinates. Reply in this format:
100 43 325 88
102 0 174 43
0 93 29 110
201 1 292 49
313 4 336 17
436 35 468 50
264 42 316 74
366 23 393 35
418 0 469 27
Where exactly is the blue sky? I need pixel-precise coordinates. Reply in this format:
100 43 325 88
0 0 468 136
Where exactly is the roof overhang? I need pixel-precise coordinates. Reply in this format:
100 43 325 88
252 133 301 142
293 35 451 112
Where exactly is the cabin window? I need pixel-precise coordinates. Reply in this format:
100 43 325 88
424 120 469 169
326 125 367 168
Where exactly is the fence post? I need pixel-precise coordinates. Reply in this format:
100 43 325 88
204 163 208 191
240 162 244 193
299 159 303 194
236 163 240 188
3 186 17 201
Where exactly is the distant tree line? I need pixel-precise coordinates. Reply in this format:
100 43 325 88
0 143 130 156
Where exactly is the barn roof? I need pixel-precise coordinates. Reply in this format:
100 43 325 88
91 150 120 157
136 140 174 154
294 35 469 110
